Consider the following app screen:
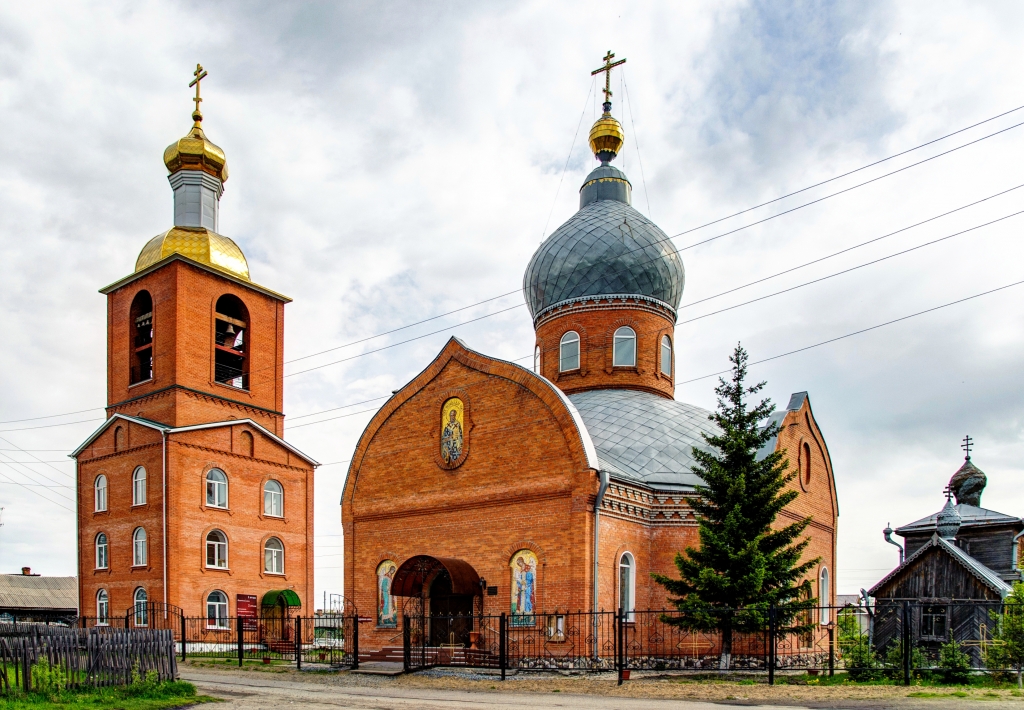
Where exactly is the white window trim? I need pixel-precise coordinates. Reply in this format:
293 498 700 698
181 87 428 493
132 527 147 567
96 590 109 625
264 537 285 575
263 481 284 518
559 331 581 372
206 469 229 509
819 567 830 625
132 466 147 506
660 335 672 376
94 475 108 512
133 588 148 626
613 327 637 367
206 591 230 629
206 531 229 569
95 533 108 570
619 552 636 621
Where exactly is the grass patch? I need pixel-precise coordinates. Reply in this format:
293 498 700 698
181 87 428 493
0 679 213 710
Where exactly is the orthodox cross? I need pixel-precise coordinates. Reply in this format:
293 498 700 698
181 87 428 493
189 63 208 114
591 50 626 103
943 484 954 501
961 434 973 460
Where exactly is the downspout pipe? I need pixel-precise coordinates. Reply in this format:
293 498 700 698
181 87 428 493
1012 530 1024 572
592 469 609 659
883 523 904 565
162 430 168 614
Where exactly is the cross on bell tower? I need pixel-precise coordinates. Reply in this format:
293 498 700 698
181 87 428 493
189 63 208 124
591 50 626 105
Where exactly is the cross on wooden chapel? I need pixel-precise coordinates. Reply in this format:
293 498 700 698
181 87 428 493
962 434 973 461
591 50 626 103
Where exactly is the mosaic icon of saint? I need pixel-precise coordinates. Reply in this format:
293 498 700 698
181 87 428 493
440 406 464 464
377 561 397 628
510 551 537 625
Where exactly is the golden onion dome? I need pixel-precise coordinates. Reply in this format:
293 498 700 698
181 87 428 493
135 226 249 281
163 111 229 182
589 111 625 162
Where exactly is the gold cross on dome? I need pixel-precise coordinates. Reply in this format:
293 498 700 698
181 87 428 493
189 63 208 115
591 50 626 103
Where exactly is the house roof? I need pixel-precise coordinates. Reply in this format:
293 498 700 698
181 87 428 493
868 533 1012 598
0 575 77 611
71 414 318 466
896 503 1023 536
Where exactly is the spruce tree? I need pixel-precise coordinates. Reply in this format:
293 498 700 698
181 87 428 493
652 343 819 669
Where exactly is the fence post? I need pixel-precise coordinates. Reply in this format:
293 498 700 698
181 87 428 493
352 614 359 670
828 623 835 677
616 608 624 686
403 615 411 672
22 641 30 693
181 614 187 661
237 615 244 668
499 612 507 681
295 616 302 670
902 601 911 686
768 605 776 686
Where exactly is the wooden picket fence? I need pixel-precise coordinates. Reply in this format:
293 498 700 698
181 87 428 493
0 623 177 694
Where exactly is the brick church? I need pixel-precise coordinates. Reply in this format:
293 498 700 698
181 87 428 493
342 58 838 648
73 69 316 628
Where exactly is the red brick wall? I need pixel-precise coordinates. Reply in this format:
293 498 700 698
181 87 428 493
534 303 675 398
104 260 285 435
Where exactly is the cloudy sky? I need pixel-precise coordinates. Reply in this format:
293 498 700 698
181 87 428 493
2 1 1024 603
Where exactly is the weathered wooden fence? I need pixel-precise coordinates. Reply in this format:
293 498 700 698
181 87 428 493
0 624 177 694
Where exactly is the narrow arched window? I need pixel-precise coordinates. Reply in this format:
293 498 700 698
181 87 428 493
264 480 283 517
264 537 284 575
129 290 153 385
803 442 812 485
133 588 148 626
94 475 108 512
96 589 109 625
214 294 249 389
207 590 229 629
96 589 109 624
132 527 147 566
240 430 254 457
206 530 228 568
534 345 541 374
660 335 673 376
206 469 228 508
819 568 830 625
559 331 580 372
95 533 108 569
613 327 636 367
618 552 635 620
132 466 147 506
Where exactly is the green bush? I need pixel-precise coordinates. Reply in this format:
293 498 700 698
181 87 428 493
938 639 972 684
883 640 928 680
843 639 882 681
30 656 69 696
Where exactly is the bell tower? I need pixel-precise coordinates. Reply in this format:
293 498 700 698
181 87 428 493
100 65 289 435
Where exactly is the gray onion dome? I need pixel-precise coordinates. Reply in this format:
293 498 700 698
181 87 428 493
936 497 962 540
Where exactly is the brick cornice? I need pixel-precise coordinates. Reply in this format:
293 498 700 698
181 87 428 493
352 487 572 523
76 442 162 464
169 440 311 473
106 383 284 419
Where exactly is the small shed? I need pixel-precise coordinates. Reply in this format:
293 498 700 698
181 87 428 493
0 571 78 623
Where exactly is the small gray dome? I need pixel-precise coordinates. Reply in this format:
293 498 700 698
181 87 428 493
936 497 963 539
523 166 684 321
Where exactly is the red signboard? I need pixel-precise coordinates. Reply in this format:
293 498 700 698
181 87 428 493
237 594 258 617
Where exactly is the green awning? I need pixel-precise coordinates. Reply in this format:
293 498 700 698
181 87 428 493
261 589 301 608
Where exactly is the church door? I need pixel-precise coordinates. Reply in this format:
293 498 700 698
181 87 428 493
427 569 473 647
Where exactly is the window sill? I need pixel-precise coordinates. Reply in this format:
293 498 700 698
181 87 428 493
212 380 251 395
206 624 231 631
204 566 231 574
130 565 150 572
93 510 110 516
202 505 233 516
128 378 154 390
93 568 111 574
261 571 286 579
131 503 150 510
258 514 286 522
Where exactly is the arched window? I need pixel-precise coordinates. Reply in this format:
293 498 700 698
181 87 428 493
132 527 147 567
132 466 147 506
660 335 673 376
94 475 108 512
819 568 830 625
613 327 636 367
206 590 229 629
240 430 254 457
559 331 580 372
803 442 812 485
264 537 284 575
533 345 541 374
263 480 283 517
133 588 148 626
214 294 249 389
206 469 228 508
114 426 125 452
619 552 635 620
96 589 109 625
129 290 153 385
206 530 228 568
95 533 108 569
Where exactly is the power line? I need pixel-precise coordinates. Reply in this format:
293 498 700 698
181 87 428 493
675 277 1024 387
0 437 75 481
0 471 74 512
622 70 652 219
540 78 594 239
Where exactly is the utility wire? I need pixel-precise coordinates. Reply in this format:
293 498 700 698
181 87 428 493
540 78 595 240
622 70 652 219
0 471 74 512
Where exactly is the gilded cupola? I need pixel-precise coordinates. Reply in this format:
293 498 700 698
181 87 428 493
134 65 250 282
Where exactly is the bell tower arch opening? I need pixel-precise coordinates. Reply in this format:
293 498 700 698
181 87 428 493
129 290 154 385
214 294 249 389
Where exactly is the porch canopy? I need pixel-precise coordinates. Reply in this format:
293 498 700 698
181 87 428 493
391 555 482 597
262 589 302 607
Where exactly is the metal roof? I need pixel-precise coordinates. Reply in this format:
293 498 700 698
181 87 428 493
0 575 77 611
567 389 718 490
523 196 685 322
868 534 1013 598
896 503 1023 536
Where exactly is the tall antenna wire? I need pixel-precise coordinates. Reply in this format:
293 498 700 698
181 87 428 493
540 78 595 240
622 69 653 218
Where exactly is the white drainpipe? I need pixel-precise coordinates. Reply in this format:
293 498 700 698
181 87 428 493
162 430 168 612
592 469 609 658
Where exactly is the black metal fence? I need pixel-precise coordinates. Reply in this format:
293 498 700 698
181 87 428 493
0 623 177 694
400 602 1024 684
